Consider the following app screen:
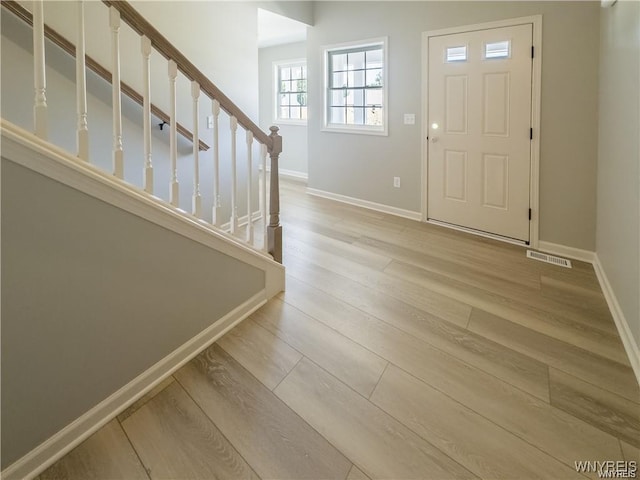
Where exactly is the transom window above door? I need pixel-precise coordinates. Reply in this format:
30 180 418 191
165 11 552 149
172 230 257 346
323 38 388 135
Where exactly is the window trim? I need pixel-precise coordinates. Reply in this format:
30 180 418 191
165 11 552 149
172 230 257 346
273 58 307 126
322 37 388 136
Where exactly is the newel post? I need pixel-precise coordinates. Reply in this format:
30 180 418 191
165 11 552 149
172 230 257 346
267 126 283 263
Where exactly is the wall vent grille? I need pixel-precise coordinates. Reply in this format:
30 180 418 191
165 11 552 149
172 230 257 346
526 250 572 268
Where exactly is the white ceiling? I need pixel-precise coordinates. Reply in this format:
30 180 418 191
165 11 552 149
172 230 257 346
258 8 307 49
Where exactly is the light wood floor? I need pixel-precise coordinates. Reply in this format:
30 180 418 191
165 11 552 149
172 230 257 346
39 180 640 480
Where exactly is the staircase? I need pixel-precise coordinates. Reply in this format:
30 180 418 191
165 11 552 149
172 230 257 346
1 2 285 478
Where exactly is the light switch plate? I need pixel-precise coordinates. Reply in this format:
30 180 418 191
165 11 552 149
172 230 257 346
404 114 415 125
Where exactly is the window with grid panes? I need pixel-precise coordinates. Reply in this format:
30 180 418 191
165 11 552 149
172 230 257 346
275 61 307 123
325 39 387 134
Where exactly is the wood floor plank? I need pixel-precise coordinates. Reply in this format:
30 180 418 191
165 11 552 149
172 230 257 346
281 202 345 226
282 215 361 244
251 297 388 397
286 253 470 330
346 465 371 480
549 368 640 447
399 220 596 276
371 365 582 479
274 358 477 480
285 249 471 328
282 275 549 401
342 217 542 281
286 223 392 270
540 267 602 294
285 235 391 273
331 216 414 241
217 318 303 390
38 420 149 480
354 234 541 290
121 381 258 480
385 260 630 364
540 274 612 316
468 308 640 404
174 344 352 480
359 235 616 334
117 377 175 423
276 275 622 471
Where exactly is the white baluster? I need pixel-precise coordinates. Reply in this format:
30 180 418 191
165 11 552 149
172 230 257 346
211 100 221 226
246 130 254 244
230 116 238 234
168 60 179 207
109 7 123 178
75 1 88 160
261 143 268 252
191 81 201 217
141 35 153 193
33 0 47 139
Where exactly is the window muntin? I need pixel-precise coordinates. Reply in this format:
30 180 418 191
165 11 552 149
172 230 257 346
276 61 307 122
325 40 386 133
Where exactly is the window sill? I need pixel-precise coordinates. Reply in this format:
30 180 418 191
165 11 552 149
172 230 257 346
322 124 388 136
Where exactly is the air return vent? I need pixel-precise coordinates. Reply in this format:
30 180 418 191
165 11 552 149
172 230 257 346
526 250 572 268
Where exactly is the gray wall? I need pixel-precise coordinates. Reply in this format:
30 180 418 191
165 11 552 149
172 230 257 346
307 1 600 249
0 158 265 468
596 1 640 346
259 42 308 176
258 1 314 26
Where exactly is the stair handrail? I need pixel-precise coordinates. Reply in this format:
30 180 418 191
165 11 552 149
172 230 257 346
1 0 211 152
102 0 282 262
6 0 283 262
102 1 272 148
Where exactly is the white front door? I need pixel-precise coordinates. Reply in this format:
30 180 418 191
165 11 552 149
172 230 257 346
427 24 533 242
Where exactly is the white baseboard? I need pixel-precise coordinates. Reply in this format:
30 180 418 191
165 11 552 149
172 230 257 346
2 292 267 480
279 168 308 183
537 241 596 263
306 187 422 221
592 255 640 387
261 166 308 183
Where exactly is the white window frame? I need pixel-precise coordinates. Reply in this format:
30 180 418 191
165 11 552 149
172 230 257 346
322 37 388 136
273 59 307 125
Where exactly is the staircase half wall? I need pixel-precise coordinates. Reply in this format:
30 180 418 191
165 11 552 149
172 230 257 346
1 121 285 479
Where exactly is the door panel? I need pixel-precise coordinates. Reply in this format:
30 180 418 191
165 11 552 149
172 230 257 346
482 154 508 209
444 150 468 202
445 75 468 134
482 72 510 136
427 24 533 242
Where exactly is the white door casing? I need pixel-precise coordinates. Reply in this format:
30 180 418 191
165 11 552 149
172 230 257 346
424 20 539 244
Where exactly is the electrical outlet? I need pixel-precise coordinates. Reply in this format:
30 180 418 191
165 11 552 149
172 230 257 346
206 115 214 129
393 177 401 188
